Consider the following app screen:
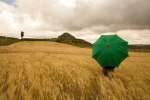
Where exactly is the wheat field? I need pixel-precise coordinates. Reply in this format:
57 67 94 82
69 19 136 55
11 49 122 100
0 41 150 100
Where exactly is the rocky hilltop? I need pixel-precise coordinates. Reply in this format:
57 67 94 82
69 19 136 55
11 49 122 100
58 32 76 41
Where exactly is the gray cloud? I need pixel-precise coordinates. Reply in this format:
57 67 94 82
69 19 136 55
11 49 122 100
72 0 150 31
15 0 150 32
0 0 150 44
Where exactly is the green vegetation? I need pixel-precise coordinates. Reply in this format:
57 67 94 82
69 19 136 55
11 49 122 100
128 45 150 52
0 33 92 48
0 36 20 46
56 39 92 48
56 32 92 47
1 35 150 51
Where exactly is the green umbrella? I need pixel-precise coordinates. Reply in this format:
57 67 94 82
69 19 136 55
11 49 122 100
92 34 129 67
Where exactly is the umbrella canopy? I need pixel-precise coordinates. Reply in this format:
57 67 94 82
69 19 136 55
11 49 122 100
92 34 129 67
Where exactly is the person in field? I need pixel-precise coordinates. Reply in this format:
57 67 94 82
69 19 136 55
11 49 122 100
102 66 115 80
92 35 128 80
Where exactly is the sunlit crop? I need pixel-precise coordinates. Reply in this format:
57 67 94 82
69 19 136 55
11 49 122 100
0 41 150 100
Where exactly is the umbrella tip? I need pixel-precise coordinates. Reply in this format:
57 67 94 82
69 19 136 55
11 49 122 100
107 43 110 47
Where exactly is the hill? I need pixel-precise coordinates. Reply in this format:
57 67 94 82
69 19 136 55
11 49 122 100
51 32 92 47
128 45 150 52
1 35 150 52
0 36 20 46
0 32 92 47
58 32 76 40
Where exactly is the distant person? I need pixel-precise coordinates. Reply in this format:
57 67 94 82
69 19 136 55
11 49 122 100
21 31 24 39
102 66 115 80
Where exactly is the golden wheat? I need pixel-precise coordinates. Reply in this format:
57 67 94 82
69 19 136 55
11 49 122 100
0 41 150 100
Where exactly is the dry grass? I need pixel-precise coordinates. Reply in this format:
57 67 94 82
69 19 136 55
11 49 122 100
0 41 150 100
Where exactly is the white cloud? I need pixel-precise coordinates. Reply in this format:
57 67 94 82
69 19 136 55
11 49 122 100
59 0 75 8
0 1 15 11
0 2 20 37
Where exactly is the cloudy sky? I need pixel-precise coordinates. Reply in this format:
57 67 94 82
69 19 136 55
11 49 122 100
0 0 150 44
